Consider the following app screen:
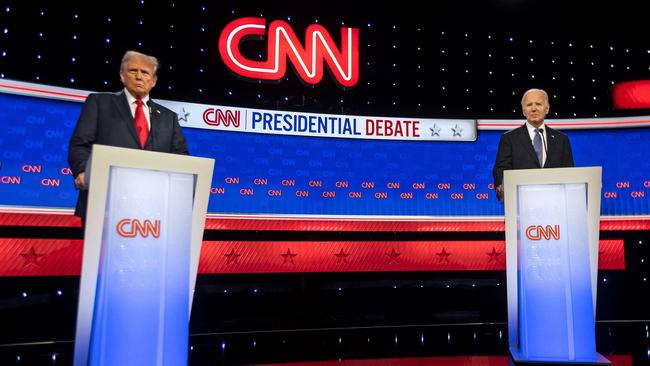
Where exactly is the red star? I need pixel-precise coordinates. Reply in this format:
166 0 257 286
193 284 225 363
487 247 502 262
280 248 297 264
223 248 241 265
436 248 452 263
20 246 44 267
386 248 401 264
333 248 350 263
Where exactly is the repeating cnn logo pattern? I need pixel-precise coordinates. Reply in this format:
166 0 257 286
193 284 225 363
116 219 161 238
219 17 359 88
525 225 560 241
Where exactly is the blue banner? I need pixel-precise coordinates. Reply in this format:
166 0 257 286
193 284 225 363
0 92 648 216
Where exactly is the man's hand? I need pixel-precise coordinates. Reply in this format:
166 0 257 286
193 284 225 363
495 185 504 202
74 172 88 190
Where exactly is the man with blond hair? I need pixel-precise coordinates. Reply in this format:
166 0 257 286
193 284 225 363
492 88 574 201
68 50 188 220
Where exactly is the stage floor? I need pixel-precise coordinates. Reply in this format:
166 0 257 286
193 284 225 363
0 322 645 365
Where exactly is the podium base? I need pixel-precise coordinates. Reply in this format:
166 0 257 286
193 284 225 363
510 347 611 365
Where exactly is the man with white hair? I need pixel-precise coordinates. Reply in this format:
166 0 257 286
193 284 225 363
492 88 574 201
68 50 189 220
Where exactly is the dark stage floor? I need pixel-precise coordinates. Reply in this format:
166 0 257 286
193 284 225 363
0 322 647 365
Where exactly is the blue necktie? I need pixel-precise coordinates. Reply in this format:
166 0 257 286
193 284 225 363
533 128 543 167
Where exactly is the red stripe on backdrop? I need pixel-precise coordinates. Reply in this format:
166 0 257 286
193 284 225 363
0 82 88 100
254 356 510 366
204 216 650 232
248 354 632 366
199 241 508 273
613 80 650 109
0 239 625 276
598 240 626 270
0 212 82 227
203 216 507 232
0 239 83 276
2 211 650 231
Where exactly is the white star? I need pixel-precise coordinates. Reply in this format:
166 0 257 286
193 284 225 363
178 108 190 123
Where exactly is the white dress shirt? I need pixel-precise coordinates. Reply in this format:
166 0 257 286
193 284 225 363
123 88 151 129
525 121 547 166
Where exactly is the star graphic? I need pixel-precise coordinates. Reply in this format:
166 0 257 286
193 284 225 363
20 246 44 267
436 247 452 263
429 124 441 136
451 124 463 137
280 248 297 264
178 108 190 123
333 248 350 263
223 248 241 265
487 247 502 262
386 248 401 264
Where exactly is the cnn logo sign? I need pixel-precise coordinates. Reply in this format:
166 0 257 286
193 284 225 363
219 17 359 88
525 225 561 241
116 219 161 238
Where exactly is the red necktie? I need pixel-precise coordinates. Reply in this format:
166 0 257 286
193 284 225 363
134 98 149 148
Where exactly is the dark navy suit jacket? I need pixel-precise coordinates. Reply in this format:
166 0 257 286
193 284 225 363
492 124 574 187
68 91 189 218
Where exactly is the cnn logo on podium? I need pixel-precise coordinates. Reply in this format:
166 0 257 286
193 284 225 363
525 225 561 241
116 219 161 238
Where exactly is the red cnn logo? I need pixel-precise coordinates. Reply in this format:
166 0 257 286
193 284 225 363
116 219 161 238
525 225 561 241
218 17 359 88
203 108 241 127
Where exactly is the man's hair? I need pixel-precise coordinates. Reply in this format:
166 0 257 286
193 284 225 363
120 50 159 75
521 88 549 106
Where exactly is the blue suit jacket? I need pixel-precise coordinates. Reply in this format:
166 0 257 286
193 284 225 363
68 91 189 218
492 124 574 187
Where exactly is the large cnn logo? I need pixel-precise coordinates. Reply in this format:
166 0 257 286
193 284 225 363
219 17 359 88
525 225 561 241
117 219 161 238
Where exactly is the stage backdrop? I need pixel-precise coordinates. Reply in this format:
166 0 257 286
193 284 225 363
0 80 649 218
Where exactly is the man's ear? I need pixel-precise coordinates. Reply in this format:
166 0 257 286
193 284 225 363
119 71 126 84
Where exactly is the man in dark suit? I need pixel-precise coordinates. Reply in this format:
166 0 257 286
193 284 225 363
492 88 574 201
68 50 189 220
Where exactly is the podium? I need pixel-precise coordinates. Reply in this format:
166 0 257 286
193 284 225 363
503 167 609 364
73 145 214 366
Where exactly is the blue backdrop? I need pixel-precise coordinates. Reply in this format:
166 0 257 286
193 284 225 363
0 92 648 216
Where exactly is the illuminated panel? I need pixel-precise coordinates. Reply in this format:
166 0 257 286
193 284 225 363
85 167 193 366
517 184 595 361
613 80 650 109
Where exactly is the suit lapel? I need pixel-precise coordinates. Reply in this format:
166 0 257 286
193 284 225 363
114 92 141 147
544 127 559 167
516 125 541 167
146 100 160 150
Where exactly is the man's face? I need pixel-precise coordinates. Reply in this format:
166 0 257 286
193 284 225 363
522 91 549 127
119 58 157 98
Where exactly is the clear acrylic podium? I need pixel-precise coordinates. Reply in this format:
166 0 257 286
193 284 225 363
73 145 214 366
503 167 610 365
